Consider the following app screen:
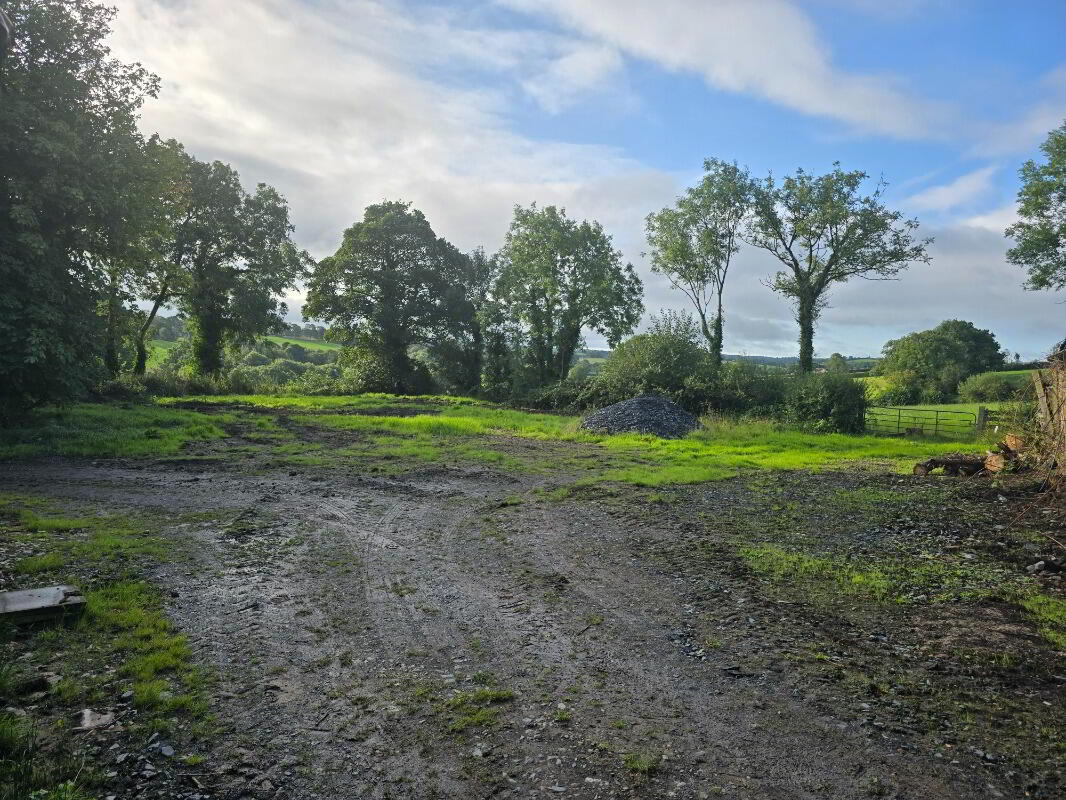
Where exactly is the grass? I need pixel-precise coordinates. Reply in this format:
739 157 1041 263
146 338 178 369
1018 593 1066 649
262 335 342 351
437 687 516 732
738 543 1024 605
0 404 230 459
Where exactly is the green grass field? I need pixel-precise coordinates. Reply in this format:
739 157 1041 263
263 335 341 351
146 338 178 369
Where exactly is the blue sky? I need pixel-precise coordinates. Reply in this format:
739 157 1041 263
111 0 1066 358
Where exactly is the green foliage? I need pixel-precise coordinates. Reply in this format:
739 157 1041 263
746 164 931 372
176 162 311 374
583 311 714 411
958 371 1018 402
496 204 643 387
824 353 849 373
875 320 1006 398
305 201 468 393
783 373 867 433
645 159 754 364
1006 121 1066 291
0 0 160 422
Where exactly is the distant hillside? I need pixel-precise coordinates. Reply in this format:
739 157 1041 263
579 349 878 369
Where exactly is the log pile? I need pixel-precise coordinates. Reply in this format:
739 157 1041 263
913 437 1028 477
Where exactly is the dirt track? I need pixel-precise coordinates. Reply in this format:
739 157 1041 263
6 439 1061 800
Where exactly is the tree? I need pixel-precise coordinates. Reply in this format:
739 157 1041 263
746 164 931 372
0 0 159 420
425 247 498 394
305 201 463 392
496 204 643 386
874 320 1005 398
645 159 753 366
1006 121 1066 291
825 353 849 373
166 159 309 375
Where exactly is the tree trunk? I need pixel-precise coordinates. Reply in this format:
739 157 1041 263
104 271 121 378
797 296 816 373
710 294 724 369
133 278 169 375
192 305 226 376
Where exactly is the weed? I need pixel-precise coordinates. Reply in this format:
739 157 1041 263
1018 592 1066 649
438 688 515 733
622 751 660 775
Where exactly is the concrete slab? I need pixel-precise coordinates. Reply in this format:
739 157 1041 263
0 585 86 625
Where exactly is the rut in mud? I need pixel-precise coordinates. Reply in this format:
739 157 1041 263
4 437 1063 800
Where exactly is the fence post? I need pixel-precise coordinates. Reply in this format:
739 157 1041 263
976 406 988 434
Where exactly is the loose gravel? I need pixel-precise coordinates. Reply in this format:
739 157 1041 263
580 395 701 439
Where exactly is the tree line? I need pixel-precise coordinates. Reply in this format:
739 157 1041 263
2 1 1063 424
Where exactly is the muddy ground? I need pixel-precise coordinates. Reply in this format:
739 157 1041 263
1 407 1064 800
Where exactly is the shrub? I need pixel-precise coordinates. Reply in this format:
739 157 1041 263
958 371 1017 402
705 361 788 415
241 351 271 367
869 370 922 406
781 372 867 433
92 375 149 401
585 311 713 412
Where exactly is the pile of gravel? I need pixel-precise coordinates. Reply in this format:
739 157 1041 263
580 395 701 439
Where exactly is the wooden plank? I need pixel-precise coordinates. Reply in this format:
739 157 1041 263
0 585 86 625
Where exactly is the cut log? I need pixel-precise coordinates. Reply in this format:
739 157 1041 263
1003 433 1025 453
913 455 986 477
984 452 1008 473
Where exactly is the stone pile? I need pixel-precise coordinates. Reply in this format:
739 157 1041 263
580 395 700 439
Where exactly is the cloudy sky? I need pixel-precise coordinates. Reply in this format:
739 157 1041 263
109 0 1065 359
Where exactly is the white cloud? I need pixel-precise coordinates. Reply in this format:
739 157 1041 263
973 66 1066 156
521 41 625 113
501 0 945 139
903 165 998 212
108 0 672 259
962 203 1018 234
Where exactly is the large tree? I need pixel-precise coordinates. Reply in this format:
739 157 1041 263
496 204 643 385
149 157 309 375
0 0 159 419
304 201 464 391
1006 121 1066 291
645 159 754 366
876 320 1005 381
746 164 931 372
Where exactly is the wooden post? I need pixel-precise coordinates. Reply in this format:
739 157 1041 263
1033 370 1051 424
976 406 988 434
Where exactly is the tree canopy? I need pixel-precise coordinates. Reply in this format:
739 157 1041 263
875 320 1005 398
645 159 754 366
0 0 159 419
1006 121 1066 291
496 204 643 385
304 201 467 392
746 164 931 373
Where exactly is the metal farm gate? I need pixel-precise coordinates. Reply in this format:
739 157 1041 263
865 406 979 438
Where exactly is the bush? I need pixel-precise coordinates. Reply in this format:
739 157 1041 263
705 361 788 415
92 375 149 401
584 311 713 412
958 371 1017 402
241 351 271 367
869 370 922 406
781 373 867 433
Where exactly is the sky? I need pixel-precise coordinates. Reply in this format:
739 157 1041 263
108 0 1066 359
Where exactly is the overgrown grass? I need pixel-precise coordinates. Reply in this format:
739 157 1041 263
0 404 230 459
